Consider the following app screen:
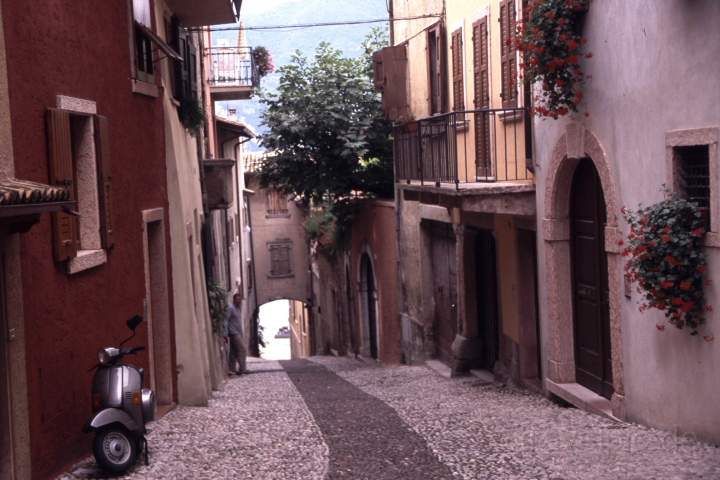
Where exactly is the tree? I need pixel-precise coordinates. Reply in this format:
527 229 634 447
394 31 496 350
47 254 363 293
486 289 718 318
257 29 393 206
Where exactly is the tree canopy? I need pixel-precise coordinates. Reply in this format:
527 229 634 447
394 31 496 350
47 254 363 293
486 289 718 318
257 29 393 204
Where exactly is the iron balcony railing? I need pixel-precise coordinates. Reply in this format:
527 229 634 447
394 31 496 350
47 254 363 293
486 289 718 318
207 46 259 88
394 107 533 188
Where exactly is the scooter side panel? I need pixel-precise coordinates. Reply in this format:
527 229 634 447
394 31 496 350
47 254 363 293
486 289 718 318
86 407 139 432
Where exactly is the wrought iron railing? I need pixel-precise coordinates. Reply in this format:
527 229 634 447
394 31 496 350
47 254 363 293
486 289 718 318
207 46 259 88
394 107 533 188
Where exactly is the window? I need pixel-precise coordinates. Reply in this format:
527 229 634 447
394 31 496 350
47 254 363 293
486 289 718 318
451 28 465 112
266 190 289 217
677 145 710 227
667 127 719 239
46 97 112 273
268 240 293 278
132 0 154 81
499 0 518 107
427 22 447 115
169 15 198 102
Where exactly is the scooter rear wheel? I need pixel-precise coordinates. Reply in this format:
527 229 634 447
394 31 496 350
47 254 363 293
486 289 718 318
93 427 139 474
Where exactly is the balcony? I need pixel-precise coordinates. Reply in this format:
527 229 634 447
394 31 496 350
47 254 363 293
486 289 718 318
207 46 259 101
394 107 534 192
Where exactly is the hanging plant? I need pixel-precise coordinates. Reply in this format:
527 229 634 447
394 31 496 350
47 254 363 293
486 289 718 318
179 97 205 134
622 192 711 335
253 46 275 78
516 0 591 118
206 282 228 337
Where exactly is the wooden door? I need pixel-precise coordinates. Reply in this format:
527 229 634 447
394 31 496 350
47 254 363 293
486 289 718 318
571 159 613 399
361 254 378 359
430 223 457 363
0 248 12 480
475 230 499 370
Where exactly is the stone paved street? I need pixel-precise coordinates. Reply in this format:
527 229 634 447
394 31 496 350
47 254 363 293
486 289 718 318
62 357 720 480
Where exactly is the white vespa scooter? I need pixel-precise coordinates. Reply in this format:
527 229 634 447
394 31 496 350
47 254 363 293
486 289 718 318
84 315 156 474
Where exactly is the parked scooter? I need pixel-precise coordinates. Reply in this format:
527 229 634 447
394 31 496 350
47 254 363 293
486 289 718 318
84 315 156 474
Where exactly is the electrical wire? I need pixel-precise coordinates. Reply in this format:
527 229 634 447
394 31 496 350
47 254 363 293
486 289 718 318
193 14 442 32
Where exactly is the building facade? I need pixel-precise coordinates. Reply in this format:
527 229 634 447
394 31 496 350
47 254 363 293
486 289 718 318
380 0 540 384
533 0 720 442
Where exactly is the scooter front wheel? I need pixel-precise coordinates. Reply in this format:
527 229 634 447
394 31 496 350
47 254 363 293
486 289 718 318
93 427 139 474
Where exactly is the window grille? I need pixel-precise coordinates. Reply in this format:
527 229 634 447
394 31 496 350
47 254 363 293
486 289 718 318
677 145 710 226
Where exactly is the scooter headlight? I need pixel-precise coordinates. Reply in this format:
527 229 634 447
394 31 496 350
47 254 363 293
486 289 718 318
97 347 119 365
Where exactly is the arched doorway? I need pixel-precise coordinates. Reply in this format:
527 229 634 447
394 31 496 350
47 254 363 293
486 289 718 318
359 253 379 359
570 159 613 399
542 124 625 417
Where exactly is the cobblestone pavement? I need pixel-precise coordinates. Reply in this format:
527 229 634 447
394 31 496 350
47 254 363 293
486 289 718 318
282 359 453 479
313 356 720 480
61 356 720 479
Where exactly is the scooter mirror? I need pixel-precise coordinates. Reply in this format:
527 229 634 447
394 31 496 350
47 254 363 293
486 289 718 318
127 315 143 331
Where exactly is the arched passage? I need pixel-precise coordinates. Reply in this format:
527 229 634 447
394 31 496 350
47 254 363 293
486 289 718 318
359 252 379 359
542 124 625 416
256 298 312 360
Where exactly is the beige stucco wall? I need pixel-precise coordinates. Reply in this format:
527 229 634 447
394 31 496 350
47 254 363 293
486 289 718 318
245 175 310 308
534 0 720 442
156 0 219 407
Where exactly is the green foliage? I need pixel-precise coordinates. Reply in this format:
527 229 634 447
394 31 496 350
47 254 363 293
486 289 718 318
179 97 205 134
257 28 393 209
207 282 228 336
517 0 591 118
622 191 710 334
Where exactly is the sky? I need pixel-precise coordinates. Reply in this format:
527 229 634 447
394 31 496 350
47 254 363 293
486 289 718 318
212 0 390 151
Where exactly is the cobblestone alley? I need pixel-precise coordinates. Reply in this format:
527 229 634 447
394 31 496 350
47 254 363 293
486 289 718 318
61 357 720 480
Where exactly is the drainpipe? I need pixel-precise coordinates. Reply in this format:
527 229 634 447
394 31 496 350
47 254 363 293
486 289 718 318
388 0 394 45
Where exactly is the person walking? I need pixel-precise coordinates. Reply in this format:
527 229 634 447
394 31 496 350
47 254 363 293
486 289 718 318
224 293 247 375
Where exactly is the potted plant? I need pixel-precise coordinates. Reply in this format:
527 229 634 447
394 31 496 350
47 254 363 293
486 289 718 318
516 0 591 118
253 46 275 78
622 192 711 335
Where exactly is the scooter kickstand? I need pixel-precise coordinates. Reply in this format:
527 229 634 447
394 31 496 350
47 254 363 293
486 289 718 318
143 437 149 466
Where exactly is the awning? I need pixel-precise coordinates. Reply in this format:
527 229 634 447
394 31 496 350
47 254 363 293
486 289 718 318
165 0 240 27
136 22 183 62
0 178 76 232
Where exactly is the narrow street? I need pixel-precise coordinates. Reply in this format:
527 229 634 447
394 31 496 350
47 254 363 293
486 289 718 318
62 357 720 480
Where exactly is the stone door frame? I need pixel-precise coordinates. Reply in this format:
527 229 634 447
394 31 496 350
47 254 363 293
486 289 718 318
542 124 626 417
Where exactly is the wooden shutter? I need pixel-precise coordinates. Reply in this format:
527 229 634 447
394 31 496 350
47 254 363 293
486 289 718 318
427 23 447 114
46 109 78 262
381 44 409 121
451 29 464 112
500 0 518 107
372 50 384 91
171 16 186 100
473 18 492 177
94 115 114 250
188 40 198 98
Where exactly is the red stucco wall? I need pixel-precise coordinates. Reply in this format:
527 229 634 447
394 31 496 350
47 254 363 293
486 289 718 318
2 1 174 478
350 201 401 364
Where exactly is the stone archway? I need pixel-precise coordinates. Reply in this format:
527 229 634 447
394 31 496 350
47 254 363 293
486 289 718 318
542 123 625 417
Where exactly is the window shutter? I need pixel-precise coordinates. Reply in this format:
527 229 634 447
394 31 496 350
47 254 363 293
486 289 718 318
427 23 447 114
500 0 518 107
46 108 78 262
451 29 464 112
372 50 384 91
188 40 198 98
473 18 492 177
381 44 409 121
171 16 185 100
94 115 114 250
